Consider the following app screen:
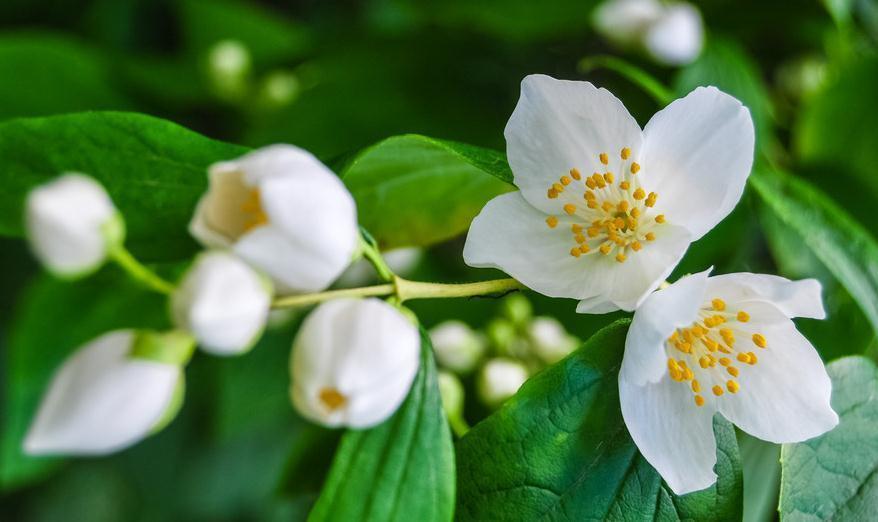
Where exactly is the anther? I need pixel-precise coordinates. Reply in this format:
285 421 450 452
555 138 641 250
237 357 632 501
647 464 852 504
563 204 577 215
694 395 705 407
753 333 767 348
737 311 750 322
712 385 724 396
553 183 564 193
655 214 665 223
615 253 626 263
621 147 631 160
736 353 749 363
570 247 581 258
619 181 631 190
572 224 583 233
570 168 582 180
719 357 731 366
599 244 611 255
618 201 630 212
560 176 572 186
630 162 640 174
645 232 656 241
691 380 701 393
727 380 740 393
631 241 642 251
546 216 558 228
633 188 646 200
747 352 757 364
604 172 614 184
548 189 559 199
645 192 657 207
727 366 739 377
599 153 609 165
630 208 641 218
586 178 596 189
712 298 726 311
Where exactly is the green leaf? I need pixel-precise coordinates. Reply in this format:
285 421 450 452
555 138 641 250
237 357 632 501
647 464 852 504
795 56 878 202
0 112 247 261
750 167 878 335
674 37 774 152
779 356 878 520
308 332 455 522
0 32 132 121
0 268 169 490
739 433 780 522
339 134 512 249
455 320 743 521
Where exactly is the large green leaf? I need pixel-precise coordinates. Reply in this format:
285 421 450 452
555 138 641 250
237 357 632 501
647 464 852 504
339 134 512 249
779 356 878 520
308 332 455 522
0 268 169 490
456 320 743 521
0 112 247 261
0 32 132 121
750 167 878 335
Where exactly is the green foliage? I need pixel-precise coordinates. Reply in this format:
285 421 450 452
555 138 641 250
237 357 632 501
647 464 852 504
0 32 131 121
309 332 455 522
0 268 169 489
455 320 743 521
340 134 512 249
779 356 878 520
0 112 247 261
750 167 878 336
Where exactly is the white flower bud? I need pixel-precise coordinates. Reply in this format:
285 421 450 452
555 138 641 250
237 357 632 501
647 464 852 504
189 145 359 295
290 298 420 428
478 358 528 408
593 0 664 47
207 39 251 101
500 294 533 326
24 330 188 455
528 317 580 364
644 3 704 66
171 251 272 356
437 370 464 419
429 320 486 374
25 174 123 277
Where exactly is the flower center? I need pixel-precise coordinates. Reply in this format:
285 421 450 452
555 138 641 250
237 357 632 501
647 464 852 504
543 147 665 263
665 298 769 407
318 387 347 411
240 188 269 232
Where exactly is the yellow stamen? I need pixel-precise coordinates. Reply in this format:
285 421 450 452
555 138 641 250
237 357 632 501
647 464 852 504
570 168 582 180
616 253 626 263
727 380 739 394
655 214 665 223
619 181 631 190
621 147 631 160
319 388 347 411
753 333 767 348
630 162 640 174
727 366 739 377
599 152 609 165
691 380 701 393
563 204 577 215
633 188 646 200
546 216 558 228
737 311 750 322
712 385 724 396
712 298 726 311
604 172 615 184
645 232 656 241
694 395 705 407
570 247 581 258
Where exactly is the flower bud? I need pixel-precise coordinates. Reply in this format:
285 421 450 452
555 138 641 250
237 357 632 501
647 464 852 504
429 320 486 374
486 318 517 354
437 370 464 420
206 39 251 101
477 358 528 408
499 294 533 326
644 3 703 66
189 145 359 295
528 317 580 364
24 330 190 455
171 252 272 355
25 174 123 277
593 0 664 47
290 298 420 428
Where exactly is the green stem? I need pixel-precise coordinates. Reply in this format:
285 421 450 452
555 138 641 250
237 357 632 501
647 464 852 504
577 55 674 106
360 237 395 282
448 414 471 438
272 277 522 309
109 246 176 295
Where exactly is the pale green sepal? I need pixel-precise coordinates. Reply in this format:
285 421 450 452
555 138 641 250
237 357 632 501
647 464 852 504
130 329 196 366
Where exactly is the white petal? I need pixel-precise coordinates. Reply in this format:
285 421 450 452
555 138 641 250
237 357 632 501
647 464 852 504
574 295 621 314
640 87 755 240
644 3 704 66
705 273 825 319
714 302 838 443
622 268 712 385
593 0 664 46
171 252 272 355
188 167 247 248
25 174 117 276
23 331 180 455
213 144 327 186
505 75 643 214
290 298 420 429
620 372 719 495
465 192 691 307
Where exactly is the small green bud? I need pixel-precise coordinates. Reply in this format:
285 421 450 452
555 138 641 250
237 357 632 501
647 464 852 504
130 330 196 366
437 371 464 419
486 318 517 354
500 294 533 326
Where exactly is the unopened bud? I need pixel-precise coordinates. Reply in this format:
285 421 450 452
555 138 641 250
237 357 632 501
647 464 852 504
429 320 485 374
528 317 580 364
478 358 528 408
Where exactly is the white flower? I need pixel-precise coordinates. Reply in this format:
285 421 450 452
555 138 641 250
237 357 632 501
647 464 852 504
190 145 359 295
528 316 579 363
429 320 486 374
24 330 183 455
25 173 123 277
171 251 272 356
290 298 420 428
644 3 704 66
593 0 704 66
477 358 529 407
620 269 838 494
464 75 754 313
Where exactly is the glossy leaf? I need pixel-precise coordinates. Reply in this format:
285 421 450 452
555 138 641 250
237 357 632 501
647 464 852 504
339 134 512 249
750 167 878 335
0 112 247 261
308 332 455 522
456 320 743 521
779 356 878 520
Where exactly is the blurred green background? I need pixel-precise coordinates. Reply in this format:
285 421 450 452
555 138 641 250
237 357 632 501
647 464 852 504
1 0 876 520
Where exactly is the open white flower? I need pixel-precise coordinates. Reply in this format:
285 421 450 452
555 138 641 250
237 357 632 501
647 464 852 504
290 298 420 429
171 251 272 356
620 269 838 494
464 75 754 313
24 330 184 455
190 145 359 295
25 173 123 277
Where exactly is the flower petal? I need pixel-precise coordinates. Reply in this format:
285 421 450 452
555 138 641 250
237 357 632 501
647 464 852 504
640 86 754 240
24 331 180 455
505 75 643 214
705 273 825 319
465 192 691 307
622 268 712 385
714 302 838 443
620 372 719 495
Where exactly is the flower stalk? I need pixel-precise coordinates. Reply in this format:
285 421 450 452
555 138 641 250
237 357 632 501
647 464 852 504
109 246 176 295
